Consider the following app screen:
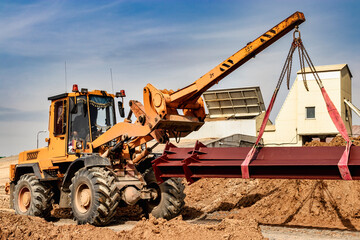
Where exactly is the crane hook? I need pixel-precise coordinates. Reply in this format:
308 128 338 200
293 26 301 40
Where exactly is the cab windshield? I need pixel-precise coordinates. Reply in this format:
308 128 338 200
89 95 115 140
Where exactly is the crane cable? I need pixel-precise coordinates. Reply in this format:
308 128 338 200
241 27 352 180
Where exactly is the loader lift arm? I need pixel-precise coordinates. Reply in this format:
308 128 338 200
92 12 305 150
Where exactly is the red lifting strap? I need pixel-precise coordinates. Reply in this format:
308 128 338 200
242 29 352 180
321 87 352 180
242 86 352 180
241 89 278 179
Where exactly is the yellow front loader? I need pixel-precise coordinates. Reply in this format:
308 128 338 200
9 12 305 225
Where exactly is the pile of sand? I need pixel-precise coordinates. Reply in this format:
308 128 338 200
304 136 360 146
0 211 264 240
120 216 264 240
0 211 118 240
181 135 360 230
184 178 360 230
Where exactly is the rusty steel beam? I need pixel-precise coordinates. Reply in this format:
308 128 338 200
152 141 360 184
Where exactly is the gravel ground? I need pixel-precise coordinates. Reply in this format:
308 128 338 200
52 214 360 239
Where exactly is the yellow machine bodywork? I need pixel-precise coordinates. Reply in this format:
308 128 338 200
10 90 115 181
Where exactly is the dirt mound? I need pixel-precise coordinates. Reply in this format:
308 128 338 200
0 211 118 240
119 215 265 240
304 136 360 146
181 136 360 230
183 178 257 218
184 178 360 230
0 211 264 240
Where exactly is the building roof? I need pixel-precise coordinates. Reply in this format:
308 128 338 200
297 64 352 78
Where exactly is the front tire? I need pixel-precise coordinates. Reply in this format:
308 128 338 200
142 168 185 220
13 174 54 218
69 167 120 226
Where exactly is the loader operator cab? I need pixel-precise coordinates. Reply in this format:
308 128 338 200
68 92 116 153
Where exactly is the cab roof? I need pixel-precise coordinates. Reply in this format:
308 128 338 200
48 90 114 101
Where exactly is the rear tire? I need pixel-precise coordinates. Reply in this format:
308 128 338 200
69 167 120 226
142 168 185 220
13 174 54 218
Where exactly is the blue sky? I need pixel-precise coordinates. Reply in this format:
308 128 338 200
0 0 359 156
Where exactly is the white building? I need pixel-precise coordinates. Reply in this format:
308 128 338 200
262 64 352 146
182 64 353 148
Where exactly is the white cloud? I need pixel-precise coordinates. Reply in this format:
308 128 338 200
0 2 59 43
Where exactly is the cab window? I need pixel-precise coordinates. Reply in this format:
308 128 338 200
89 95 115 140
54 100 67 135
68 96 90 152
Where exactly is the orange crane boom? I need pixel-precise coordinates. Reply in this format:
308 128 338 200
93 11 305 149
169 11 305 107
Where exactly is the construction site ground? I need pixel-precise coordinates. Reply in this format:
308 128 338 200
3 137 360 239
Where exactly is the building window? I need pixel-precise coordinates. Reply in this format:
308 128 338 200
306 107 315 119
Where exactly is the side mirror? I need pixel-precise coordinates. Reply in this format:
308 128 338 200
69 98 77 114
118 101 125 118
